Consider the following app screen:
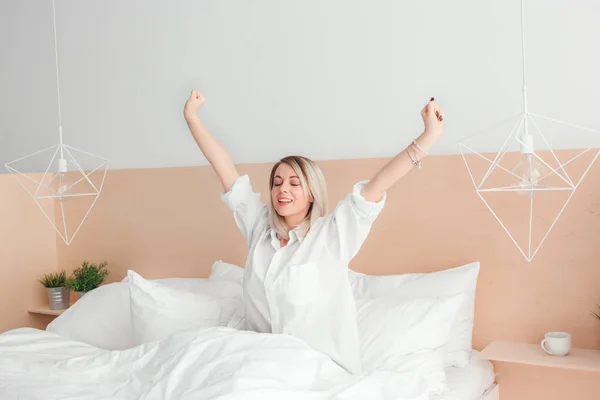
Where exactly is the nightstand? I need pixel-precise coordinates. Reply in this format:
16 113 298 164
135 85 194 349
480 341 600 372
27 305 71 317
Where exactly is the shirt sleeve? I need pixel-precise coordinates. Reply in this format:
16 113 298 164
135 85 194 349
221 174 267 246
327 180 386 265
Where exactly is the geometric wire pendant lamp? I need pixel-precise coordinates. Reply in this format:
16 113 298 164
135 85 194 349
457 0 600 262
4 0 109 246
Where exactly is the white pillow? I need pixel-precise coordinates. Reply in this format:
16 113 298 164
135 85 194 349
153 280 241 326
209 260 244 282
46 282 134 350
358 294 463 372
206 261 245 327
225 304 246 330
352 262 480 367
123 261 244 326
47 261 244 350
128 270 222 345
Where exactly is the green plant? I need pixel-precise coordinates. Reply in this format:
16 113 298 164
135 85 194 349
38 270 68 288
65 261 109 293
593 305 600 321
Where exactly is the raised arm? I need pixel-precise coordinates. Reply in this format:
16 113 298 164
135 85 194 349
361 98 444 202
183 90 239 192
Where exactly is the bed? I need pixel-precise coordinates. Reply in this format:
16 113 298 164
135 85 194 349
0 260 497 399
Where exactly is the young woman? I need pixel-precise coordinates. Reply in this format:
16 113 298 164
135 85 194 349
184 91 444 374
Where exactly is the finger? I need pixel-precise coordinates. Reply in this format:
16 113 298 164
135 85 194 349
420 97 431 113
427 102 436 114
429 97 436 110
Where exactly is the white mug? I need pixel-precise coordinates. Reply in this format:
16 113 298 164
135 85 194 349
540 332 571 356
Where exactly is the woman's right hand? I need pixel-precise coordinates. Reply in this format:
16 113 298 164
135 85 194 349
184 90 206 120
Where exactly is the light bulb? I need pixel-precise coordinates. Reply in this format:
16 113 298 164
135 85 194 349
510 132 547 196
49 158 75 201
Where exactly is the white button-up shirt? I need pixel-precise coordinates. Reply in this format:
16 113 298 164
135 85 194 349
221 174 386 374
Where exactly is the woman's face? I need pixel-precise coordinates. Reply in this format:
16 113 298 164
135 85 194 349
271 162 312 220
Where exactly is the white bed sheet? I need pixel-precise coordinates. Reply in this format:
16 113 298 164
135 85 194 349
0 326 440 400
432 350 495 400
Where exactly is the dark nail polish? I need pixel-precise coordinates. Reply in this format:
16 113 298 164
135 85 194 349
430 97 435 101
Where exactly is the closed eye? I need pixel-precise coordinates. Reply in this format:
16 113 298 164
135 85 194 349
274 183 299 187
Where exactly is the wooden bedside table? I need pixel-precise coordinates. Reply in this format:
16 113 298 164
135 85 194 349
27 305 71 317
26 303 74 330
480 341 600 372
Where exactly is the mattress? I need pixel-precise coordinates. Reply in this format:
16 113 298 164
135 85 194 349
432 350 496 400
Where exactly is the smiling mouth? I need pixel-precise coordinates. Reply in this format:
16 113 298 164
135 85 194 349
278 199 293 206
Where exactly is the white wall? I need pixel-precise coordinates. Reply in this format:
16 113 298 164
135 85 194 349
2 0 599 173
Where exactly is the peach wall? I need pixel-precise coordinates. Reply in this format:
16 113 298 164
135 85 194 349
0 174 59 332
2 154 600 399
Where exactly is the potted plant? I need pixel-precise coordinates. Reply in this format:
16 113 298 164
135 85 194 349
39 270 70 310
66 261 109 298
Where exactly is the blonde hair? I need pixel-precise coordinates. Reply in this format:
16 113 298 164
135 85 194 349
268 156 328 240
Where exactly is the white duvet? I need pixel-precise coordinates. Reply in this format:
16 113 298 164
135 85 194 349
0 326 435 400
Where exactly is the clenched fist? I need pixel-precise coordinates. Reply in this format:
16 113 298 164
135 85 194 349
184 90 206 121
421 97 444 139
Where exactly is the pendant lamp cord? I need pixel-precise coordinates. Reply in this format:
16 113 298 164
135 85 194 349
520 0 529 134
51 0 64 158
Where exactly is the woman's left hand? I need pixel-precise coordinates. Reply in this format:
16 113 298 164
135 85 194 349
421 97 444 140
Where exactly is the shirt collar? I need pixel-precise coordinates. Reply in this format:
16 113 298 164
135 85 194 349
291 228 305 243
269 227 305 249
